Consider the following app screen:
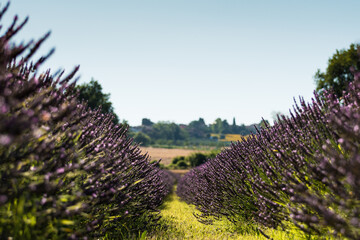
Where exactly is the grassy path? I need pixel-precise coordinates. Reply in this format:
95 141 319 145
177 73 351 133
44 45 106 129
147 188 299 240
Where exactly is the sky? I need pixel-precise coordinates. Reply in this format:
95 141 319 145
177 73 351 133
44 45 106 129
3 0 360 126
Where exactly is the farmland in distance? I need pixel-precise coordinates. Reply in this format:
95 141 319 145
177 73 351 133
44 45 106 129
140 147 209 166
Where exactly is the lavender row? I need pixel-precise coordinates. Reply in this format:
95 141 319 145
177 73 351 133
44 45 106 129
177 57 360 239
0 4 174 239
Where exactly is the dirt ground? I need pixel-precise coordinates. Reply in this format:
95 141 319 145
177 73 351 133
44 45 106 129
140 147 207 165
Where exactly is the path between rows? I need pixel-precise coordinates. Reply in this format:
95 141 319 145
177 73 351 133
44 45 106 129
148 188 272 240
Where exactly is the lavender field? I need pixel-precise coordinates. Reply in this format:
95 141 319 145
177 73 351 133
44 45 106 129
1 1 360 239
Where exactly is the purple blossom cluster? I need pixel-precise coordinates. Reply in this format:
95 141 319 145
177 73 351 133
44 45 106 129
0 3 175 239
177 53 360 239
289 76 360 239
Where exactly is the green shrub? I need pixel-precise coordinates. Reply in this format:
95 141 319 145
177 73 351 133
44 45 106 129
171 156 185 165
187 153 208 167
133 132 151 146
176 160 189 169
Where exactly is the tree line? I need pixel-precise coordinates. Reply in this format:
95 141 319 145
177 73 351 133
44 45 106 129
131 117 265 146
74 79 264 147
76 42 360 147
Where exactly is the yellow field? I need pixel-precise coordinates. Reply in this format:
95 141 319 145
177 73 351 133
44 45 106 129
210 133 250 142
140 147 208 165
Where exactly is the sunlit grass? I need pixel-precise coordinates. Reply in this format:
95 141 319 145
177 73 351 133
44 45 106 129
146 187 309 240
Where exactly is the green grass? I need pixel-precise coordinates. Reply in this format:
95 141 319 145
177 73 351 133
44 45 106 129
146 188 308 240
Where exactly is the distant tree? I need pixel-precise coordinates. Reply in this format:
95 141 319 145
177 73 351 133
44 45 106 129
172 156 186 165
210 118 231 134
75 79 120 124
244 124 257 135
133 132 151 146
315 43 360 98
231 117 240 134
187 153 208 167
142 118 154 126
238 124 249 135
176 160 189 169
210 118 220 133
145 122 187 141
186 118 209 138
222 119 231 133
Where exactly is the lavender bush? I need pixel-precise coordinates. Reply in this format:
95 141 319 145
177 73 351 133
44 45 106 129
289 66 360 239
74 108 175 238
0 3 174 239
177 51 360 239
178 93 334 231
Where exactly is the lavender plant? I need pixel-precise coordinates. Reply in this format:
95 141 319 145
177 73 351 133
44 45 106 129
178 92 335 233
0 3 174 239
76 110 175 237
288 63 360 239
178 52 360 239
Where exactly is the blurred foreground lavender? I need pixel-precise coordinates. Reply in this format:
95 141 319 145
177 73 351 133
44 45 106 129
0 3 175 239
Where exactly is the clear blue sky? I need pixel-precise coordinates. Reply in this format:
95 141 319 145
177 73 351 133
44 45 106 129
4 0 360 126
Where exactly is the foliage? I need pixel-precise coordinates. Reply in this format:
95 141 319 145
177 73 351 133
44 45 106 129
168 150 220 170
315 43 360 98
186 118 209 139
177 62 360 239
142 122 187 143
175 160 189 169
0 4 174 239
211 118 231 134
141 118 154 126
75 78 120 124
133 131 151 146
187 153 208 168
171 156 186 165
137 118 259 147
